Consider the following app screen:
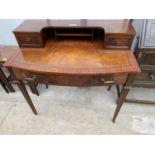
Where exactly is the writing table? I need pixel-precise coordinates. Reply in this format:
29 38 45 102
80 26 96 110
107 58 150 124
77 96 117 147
4 20 140 122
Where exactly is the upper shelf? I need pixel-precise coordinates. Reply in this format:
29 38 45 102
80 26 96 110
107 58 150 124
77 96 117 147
13 19 135 36
13 20 136 49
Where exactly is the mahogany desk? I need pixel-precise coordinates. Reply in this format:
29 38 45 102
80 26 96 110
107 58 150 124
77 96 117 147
4 20 140 122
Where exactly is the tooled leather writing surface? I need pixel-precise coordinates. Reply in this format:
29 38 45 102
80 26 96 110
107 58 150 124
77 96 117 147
4 39 140 75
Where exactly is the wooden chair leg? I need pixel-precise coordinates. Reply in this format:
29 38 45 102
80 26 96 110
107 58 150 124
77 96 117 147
125 99 155 104
0 68 15 92
0 80 9 93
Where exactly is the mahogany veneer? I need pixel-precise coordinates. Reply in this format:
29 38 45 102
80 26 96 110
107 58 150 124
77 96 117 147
3 19 140 122
13 20 135 49
0 46 40 95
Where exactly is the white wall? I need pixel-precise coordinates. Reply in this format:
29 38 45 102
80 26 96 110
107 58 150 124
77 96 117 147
0 19 24 45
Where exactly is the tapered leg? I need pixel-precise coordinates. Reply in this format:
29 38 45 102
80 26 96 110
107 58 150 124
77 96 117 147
17 80 38 115
112 86 130 123
116 85 120 98
45 84 48 89
0 68 15 92
107 85 112 91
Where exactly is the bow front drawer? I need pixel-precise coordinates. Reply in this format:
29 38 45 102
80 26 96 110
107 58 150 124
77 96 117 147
13 69 128 86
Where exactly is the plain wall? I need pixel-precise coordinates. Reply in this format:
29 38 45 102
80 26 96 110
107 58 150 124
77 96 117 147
0 19 24 45
131 19 143 52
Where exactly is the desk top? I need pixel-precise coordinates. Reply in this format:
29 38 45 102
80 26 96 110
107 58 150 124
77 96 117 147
4 40 140 75
0 46 19 63
14 19 135 35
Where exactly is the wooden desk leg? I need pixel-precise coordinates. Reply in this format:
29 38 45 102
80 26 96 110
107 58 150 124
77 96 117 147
112 85 130 123
107 85 112 91
116 85 120 98
17 80 38 115
0 68 15 92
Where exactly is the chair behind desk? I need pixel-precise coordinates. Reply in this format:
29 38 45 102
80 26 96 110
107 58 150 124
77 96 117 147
0 45 40 95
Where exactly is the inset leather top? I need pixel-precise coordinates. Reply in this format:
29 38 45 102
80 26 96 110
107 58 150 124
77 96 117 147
4 40 140 75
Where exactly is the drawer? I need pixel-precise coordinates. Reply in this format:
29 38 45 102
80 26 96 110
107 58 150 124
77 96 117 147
15 33 43 47
105 36 132 49
13 69 128 86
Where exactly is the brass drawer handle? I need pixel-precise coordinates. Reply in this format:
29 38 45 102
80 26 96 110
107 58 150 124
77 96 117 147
24 74 37 81
100 78 114 84
104 81 114 84
25 77 34 81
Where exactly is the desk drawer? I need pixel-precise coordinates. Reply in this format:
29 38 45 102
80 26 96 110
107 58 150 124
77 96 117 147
15 33 43 47
13 69 128 86
105 35 132 49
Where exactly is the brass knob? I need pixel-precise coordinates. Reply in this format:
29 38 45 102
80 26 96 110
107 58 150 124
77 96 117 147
112 40 119 46
26 37 31 42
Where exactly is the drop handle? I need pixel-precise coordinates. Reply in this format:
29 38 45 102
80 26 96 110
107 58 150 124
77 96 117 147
100 78 114 84
104 81 114 84
25 75 37 81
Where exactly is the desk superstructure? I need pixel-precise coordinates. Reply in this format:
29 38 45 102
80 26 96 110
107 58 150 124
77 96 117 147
13 19 135 49
4 20 140 122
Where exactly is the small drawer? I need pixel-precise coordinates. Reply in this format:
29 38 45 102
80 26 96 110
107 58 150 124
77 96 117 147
105 36 132 49
15 33 42 47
